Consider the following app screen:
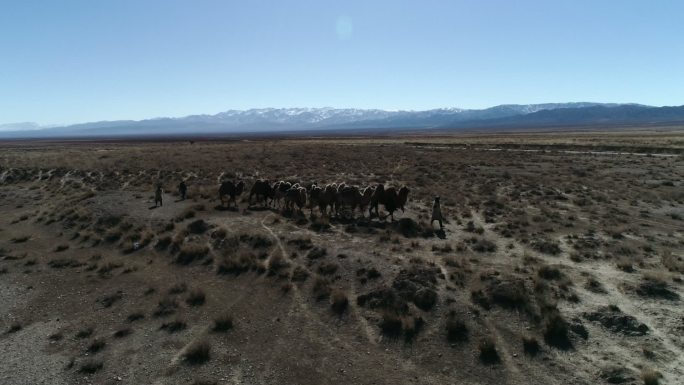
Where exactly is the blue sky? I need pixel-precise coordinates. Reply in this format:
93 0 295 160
1 0 683 125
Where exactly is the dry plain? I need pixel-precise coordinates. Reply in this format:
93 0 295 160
0 131 683 385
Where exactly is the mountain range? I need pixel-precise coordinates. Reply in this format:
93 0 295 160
2 102 683 138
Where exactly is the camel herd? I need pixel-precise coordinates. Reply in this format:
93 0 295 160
218 180 410 220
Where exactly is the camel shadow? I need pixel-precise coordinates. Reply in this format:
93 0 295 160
214 205 238 212
247 205 274 212
435 229 446 239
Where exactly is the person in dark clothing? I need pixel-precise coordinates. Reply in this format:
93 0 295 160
155 185 164 207
431 196 444 230
178 181 187 200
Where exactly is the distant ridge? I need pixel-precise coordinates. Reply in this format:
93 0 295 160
2 103 683 138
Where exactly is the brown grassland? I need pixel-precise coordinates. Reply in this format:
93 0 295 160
0 130 683 385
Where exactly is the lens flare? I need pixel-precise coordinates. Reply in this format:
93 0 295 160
336 16 353 41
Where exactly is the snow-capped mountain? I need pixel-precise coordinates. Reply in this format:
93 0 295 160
2 102 683 138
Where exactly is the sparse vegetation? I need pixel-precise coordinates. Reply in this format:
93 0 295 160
86 338 106 353
183 341 211 365
445 314 468 342
642 368 662 385
212 313 234 332
79 359 103 374
185 289 206 306
522 335 540 356
76 327 94 339
1 133 683 384
54 244 69 252
176 243 209 265
312 277 332 301
478 337 500 364
159 318 187 333
330 290 349 314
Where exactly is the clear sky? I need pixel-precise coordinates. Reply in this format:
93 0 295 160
1 0 683 126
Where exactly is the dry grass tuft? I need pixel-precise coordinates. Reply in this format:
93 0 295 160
330 290 349 315
641 368 662 385
86 339 106 354
212 313 233 332
185 289 206 306
159 318 187 333
522 335 540 356
176 243 209 265
478 337 500 364
183 340 211 365
79 359 103 374
75 327 94 339
445 314 468 342
312 277 332 301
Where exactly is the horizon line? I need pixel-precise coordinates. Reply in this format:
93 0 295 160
1 101 669 129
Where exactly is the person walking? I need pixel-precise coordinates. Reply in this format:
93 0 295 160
155 185 164 207
178 180 187 200
431 196 444 230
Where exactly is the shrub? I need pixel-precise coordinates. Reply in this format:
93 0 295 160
317 262 339 275
153 297 179 318
478 337 500 364
330 290 348 315
97 291 123 308
413 288 438 311
212 314 233 332
379 312 403 338
155 236 172 251
159 319 187 333
185 289 206 307
113 328 132 338
7 322 22 334
10 235 30 243
267 254 290 276
79 359 103 374
446 315 468 342
522 335 540 356
291 266 309 282
168 282 188 294
87 339 106 354
642 368 662 385
312 277 331 301
192 381 218 385
176 243 209 265
104 229 123 243
76 327 94 339
306 247 327 260
48 258 85 269
54 244 69 252
126 312 145 323
187 219 209 234
403 316 424 343
183 341 211 365
472 238 497 253
538 265 562 280
543 312 571 349
532 239 561 255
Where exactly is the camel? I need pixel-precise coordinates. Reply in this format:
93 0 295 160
218 180 245 209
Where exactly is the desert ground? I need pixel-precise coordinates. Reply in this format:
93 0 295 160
1 131 683 385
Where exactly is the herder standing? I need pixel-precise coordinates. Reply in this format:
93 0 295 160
155 185 164 207
431 196 444 230
178 181 187 200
